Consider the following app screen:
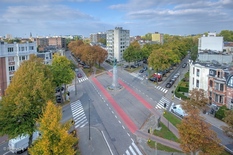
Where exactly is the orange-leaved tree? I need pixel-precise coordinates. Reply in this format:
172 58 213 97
222 110 233 138
28 101 78 155
178 109 223 155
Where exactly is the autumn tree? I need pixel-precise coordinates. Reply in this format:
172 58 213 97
81 44 96 69
93 45 108 67
0 55 55 150
28 101 78 155
178 109 223 155
222 110 233 138
181 88 208 113
51 54 75 102
68 40 85 58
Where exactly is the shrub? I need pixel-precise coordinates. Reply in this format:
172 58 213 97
215 105 228 120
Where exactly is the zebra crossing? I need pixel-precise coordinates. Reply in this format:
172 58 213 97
130 72 144 80
78 76 88 83
154 85 168 93
155 96 171 110
124 142 143 155
70 100 88 128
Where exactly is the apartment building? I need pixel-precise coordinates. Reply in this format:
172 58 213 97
48 37 66 49
151 32 164 44
198 32 223 53
0 41 37 99
106 27 130 62
90 32 106 43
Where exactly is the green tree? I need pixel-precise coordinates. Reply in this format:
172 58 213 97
51 54 75 102
28 101 78 155
178 109 223 155
141 33 152 40
219 30 233 41
148 48 171 78
222 110 233 138
98 38 106 45
0 55 55 150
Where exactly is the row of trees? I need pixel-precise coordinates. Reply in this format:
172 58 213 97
68 40 108 68
178 88 233 155
0 54 77 154
123 36 198 74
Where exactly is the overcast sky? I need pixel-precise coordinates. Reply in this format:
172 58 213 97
0 0 233 38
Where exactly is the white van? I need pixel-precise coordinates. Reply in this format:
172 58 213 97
171 104 187 118
8 131 40 154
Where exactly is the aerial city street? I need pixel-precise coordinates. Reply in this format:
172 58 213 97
0 0 233 155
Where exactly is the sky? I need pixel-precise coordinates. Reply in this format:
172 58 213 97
0 0 233 38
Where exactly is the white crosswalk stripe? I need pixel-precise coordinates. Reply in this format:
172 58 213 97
124 142 143 155
155 96 171 110
130 72 144 81
154 85 168 93
70 100 88 128
78 76 88 83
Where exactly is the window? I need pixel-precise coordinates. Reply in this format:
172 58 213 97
19 56 27 61
196 69 200 77
217 71 220 78
227 76 233 87
8 47 13 52
209 80 213 87
215 83 219 90
220 84 224 91
8 56 14 62
193 78 194 85
193 68 195 74
196 80 199 88
9 76 13 82
9 66 15 71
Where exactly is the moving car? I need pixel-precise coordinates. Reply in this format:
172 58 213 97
77 73 82 78
182 63 187 68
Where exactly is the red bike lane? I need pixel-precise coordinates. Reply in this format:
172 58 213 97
92 77 138 134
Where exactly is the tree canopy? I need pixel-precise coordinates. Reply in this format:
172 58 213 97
219 30 233 41
181 88 208 113
28 101 78 155
222 110 233 138
0 55 55 139
178 109 223 155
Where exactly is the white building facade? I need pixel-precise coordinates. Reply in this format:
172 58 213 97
0 41 37 98
189 62 210 93
198 32 223 53
106 27 130 62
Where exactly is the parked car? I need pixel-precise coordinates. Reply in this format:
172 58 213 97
139 69 144 73
143 66 148 71
56 95 62 103
130 65 137 68
149 77 162 82
182 63 187 68
83 65 90 69
77 73 82 78
124 65 129 68
170 78 176 85
55 86 64 93
166 83 172 88
171 104 187 118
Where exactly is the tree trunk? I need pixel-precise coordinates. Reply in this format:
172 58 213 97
27 134 33 155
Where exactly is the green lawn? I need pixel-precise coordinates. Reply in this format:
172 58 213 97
163 111 181 128
147 141 183 153
153 122 179 142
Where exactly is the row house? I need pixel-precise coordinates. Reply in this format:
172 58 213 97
189 60 233 109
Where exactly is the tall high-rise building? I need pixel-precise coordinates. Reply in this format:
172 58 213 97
0 41 37 99
106 27 130 62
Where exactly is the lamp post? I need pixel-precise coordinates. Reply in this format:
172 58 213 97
88 99 91 140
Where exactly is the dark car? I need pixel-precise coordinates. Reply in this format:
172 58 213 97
149 77 162 82
77 73 82 78
83 65 90 69
130 65 137 68
55 86 64 93
182 63 187 68
166 83 172 88
124 65 129 68
169 78 176 85
56 95 62 103
139 69 144 73
143 66 147 71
